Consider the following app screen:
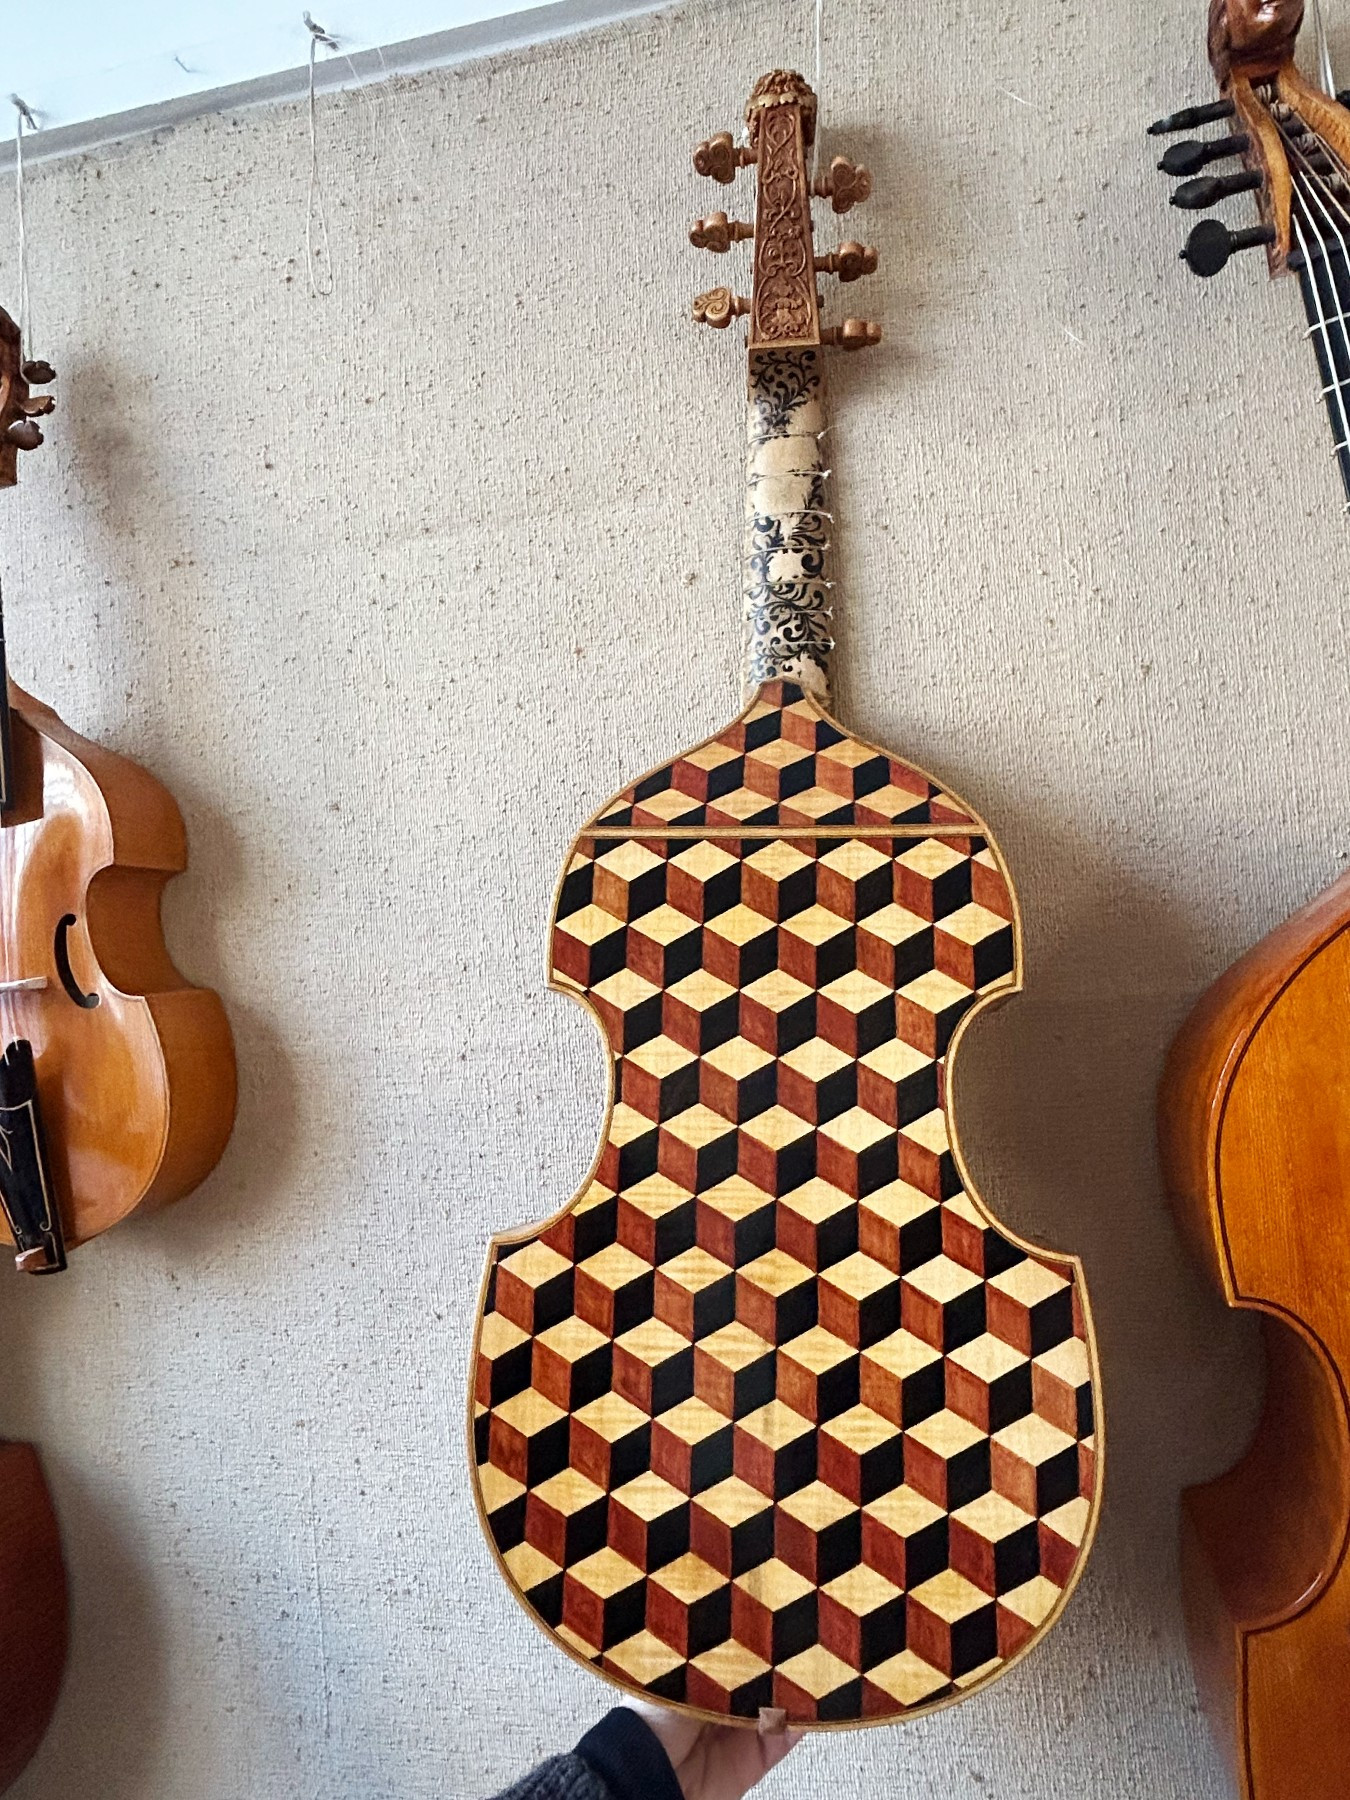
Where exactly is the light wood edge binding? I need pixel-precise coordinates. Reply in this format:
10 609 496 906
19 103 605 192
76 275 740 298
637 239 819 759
467 681 1106 1731
1158 871 1350 1796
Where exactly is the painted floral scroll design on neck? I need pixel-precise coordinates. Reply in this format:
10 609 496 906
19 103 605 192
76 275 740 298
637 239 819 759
742 349 832 701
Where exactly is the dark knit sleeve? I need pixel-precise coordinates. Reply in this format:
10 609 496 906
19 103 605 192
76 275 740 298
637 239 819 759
489 1753 611 1800
488 1708 684 1800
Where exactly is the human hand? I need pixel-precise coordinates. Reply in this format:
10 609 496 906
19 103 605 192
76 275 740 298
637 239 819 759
627 1702 801 1800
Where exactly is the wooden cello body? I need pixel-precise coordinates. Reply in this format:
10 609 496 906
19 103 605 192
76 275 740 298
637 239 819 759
1159 878 1350 1799
1152 3 1350 1791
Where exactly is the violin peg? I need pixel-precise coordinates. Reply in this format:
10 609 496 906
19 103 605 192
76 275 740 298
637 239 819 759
1158 133 1249 177
1147 97 1236 135
19 396 54 419
821 317 882 350
812 155 871 213
816 240 878 281
690 211 754 252
5 419 43 451
20 359 54 385
1170 170 1262 209
693 286 750 328
1180 218 1275 277
693 131 755 183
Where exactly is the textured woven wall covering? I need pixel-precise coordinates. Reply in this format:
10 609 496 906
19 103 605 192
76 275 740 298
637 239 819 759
1 0 1332 1792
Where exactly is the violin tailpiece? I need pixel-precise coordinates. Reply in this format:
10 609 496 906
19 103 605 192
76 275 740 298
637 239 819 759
0 1040 65 1275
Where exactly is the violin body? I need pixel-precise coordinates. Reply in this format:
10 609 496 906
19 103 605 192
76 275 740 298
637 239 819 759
0 681 236 1250
472 683 1102 1725
1159 875 1350 1800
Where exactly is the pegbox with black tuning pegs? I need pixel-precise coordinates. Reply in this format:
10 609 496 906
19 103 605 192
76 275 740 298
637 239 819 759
690 71 881 353
1150 0 1350 501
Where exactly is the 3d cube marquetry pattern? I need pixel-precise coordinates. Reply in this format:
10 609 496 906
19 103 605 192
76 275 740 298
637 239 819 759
472 682 1101 1727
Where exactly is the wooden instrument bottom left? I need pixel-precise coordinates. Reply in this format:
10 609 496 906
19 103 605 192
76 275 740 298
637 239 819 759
0 1442 65 1790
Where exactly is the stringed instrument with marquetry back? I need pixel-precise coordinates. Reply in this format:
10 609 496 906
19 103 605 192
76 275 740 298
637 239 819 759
1153 5 1350 1795
470 72 1102 1728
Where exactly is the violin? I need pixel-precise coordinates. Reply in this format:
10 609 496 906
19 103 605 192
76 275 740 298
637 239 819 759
0 301 237 1789
471 73 1102 1727
1154 7 1350 1795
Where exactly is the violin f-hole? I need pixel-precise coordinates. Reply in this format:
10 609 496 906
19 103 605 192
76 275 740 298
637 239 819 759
53 915 98 1009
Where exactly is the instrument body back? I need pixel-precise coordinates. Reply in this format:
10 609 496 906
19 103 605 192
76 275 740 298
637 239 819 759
1159 877 1350 1800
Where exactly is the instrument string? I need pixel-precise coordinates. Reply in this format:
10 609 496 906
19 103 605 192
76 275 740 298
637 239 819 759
1284 186 1350 500
810 0 824 183
303 13 336 297
1275 113 1350 469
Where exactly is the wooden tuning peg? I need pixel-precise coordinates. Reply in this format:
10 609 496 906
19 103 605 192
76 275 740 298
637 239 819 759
690 211 754 253
5 418 43 450
812 155 872 213
693 286 750 329
694 131 756 183
20 359 54 385
815 241 878 282
821 318 882 350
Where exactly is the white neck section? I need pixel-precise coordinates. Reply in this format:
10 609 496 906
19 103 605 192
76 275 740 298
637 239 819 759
741 348 832 701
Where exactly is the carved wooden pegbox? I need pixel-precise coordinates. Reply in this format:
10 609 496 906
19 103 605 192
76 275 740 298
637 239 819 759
470 68 1103 1732
691 72 880 354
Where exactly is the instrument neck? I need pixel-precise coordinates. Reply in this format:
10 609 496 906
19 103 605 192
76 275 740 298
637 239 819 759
741 347 832 702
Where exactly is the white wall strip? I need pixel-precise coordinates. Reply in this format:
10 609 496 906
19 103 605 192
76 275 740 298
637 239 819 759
0 0 674 169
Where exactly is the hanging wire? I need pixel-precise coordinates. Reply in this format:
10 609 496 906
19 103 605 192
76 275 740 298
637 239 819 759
11 96 37 352
1309 0 1337 95
303 13 336 296
810 0 824 183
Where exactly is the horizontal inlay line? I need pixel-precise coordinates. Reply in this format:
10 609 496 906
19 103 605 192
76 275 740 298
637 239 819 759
582 824 983 840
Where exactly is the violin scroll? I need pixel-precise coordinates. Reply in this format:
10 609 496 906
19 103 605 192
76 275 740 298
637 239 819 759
1208 0 1305 84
